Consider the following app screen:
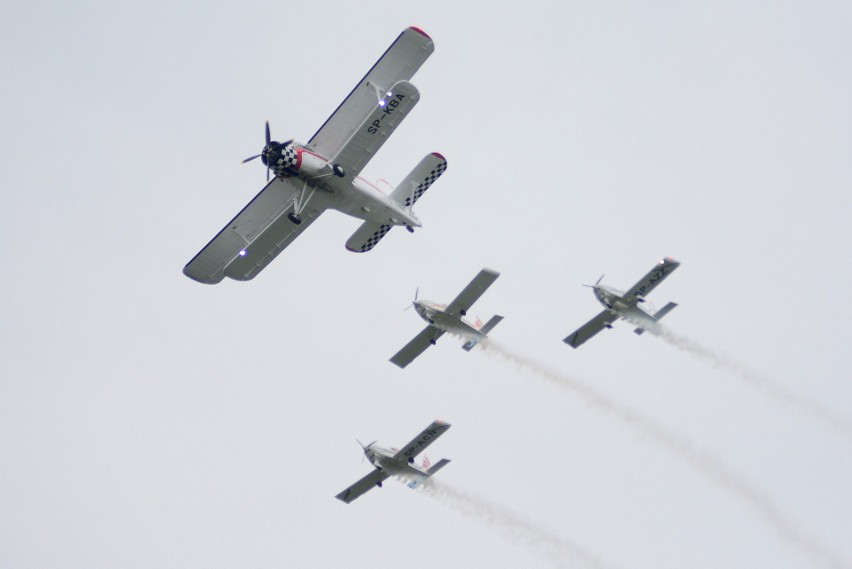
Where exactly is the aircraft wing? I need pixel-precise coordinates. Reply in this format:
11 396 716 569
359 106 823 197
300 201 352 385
183 176 324 284
624 257 680 303
445 268 501 316
563 310 620 349
393 420 451 462
329 80 420 179
335 468 391 504
307 27 434 161
389 326 445 369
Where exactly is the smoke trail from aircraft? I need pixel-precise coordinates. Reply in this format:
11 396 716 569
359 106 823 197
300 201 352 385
655 326 852 442
417 479 619 569
476 339 850 569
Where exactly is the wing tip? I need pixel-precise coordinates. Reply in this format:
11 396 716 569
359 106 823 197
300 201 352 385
430 151 447 161
408 26 432 39
182 266 223 285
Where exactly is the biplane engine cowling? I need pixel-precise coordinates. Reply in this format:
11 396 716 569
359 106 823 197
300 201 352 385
293 148 329 177
267 144 328 178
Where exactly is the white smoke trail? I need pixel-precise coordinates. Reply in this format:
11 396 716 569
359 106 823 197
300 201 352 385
416 479 619 569
477 339 851 569
655 326 852 442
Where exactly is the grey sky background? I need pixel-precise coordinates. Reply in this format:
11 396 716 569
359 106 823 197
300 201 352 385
2 1 850 567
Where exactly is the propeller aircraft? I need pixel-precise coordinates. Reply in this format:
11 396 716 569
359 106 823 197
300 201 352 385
184 27 446 284
390 269 503 368
564 257 680 348
336 420 451 504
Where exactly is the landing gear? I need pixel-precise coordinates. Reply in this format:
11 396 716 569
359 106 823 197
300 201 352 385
459 309 467 316
429 339 437 346
408 457 415 464
605 324 613 329
376 481 383 488
287 212 302 225
406 225 414 233
332 163 345 177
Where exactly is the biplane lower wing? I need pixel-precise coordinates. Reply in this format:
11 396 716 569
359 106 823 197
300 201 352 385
563 310 619 349
331 80 419 179
389 326 445 369
335 468 391 504
183 176 324 284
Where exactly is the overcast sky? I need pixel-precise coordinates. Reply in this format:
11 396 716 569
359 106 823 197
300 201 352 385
2 1 851 568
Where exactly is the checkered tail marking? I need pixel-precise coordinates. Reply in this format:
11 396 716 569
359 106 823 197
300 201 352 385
403 159 447 208
359 224 392 252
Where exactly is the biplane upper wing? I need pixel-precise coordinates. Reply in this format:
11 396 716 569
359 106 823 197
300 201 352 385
393 420 451 462
445 268 501 316
307 27 434 160
335 468 391 504
624 257 680 303
183 176 324 284
389 326 445 369
563 310 620 349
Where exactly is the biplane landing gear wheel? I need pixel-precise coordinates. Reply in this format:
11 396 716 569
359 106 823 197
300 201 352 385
406 225 414 233
332 163 345 177
287 213 302 225
429 339 437 346
459 309 467 316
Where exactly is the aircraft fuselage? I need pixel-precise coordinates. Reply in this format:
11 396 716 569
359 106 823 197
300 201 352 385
594 285 657 327
364 445 428 479
265 140 421 228
413 300 484 340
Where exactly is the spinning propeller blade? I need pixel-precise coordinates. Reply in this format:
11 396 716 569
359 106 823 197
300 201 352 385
582 275 605 289
356 438 376 463
242 121 293 182
403 287 420 311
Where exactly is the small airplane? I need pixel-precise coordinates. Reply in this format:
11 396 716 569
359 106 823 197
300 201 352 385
336 420 451 504
184 27 446 284
564 257 680 348
390 268 503 368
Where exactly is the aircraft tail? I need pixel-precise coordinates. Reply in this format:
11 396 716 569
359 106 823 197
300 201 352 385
462 315 503 351
345 153 447 253
634 302 677 335
389 152 448 210
426 458 451 476
654 302 678 320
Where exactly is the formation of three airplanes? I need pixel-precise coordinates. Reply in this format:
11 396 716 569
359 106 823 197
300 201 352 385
183 28 681 504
